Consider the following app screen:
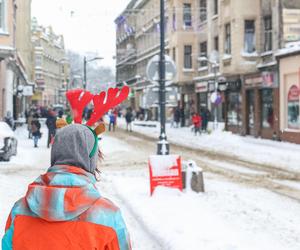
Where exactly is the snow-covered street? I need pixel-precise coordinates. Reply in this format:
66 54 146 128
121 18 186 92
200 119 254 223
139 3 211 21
1 125 300 249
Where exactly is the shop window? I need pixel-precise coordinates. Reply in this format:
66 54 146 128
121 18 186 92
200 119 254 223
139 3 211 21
261 89 273 128
183 3 192 28
199 41 207 67
184 45 192 69
287 85 300 129
244 20 256 53
227 92 242 126
224 23 231 54
199 0 207 22
263 16 272 51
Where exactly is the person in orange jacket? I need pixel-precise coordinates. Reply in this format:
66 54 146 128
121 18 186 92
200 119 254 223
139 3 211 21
192 112 202 136
2 124 131 250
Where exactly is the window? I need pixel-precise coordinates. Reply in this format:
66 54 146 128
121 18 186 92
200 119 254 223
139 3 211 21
244 20 255 53
287 85 300 129
200 41 207 67
227 92 242 126
172 7 176 30
214 0 218 15
224 23 231 54
214 36 219 51
35 55 43 67
0 0 5 31
184 45 192 69
172 47 176 62
199 0 207 22
183 3 192 27
264 16 272 51
261 89 273 128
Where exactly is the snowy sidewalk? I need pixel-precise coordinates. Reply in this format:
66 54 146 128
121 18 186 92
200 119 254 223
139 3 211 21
116 118 300 173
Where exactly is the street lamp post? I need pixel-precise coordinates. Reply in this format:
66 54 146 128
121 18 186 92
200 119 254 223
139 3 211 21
157 0 169 155
83 56 104 90
200 50 219 131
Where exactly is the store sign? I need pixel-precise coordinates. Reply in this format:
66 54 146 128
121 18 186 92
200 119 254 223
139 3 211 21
245 75 263 87
23 86 33 96
195 82 208 93
283 9 300 42
148 155 183 195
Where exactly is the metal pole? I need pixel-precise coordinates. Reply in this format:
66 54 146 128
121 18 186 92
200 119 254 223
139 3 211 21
83 56 87 90
157 0 169 155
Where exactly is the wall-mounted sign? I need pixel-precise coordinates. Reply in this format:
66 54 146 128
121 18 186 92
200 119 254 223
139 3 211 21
195 82 208 93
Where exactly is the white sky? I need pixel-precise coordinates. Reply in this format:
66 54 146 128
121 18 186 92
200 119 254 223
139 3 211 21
32 0 129 68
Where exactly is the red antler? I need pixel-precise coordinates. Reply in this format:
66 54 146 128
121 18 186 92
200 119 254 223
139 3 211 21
66 89 94 124
86 86 129 126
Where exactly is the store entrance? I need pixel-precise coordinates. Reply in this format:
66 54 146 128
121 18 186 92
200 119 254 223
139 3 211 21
246 90 255 135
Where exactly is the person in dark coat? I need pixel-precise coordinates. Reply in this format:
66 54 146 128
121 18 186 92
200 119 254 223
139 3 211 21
201 108 209 132
31 114 41 148
174 107 181 128
108 111 116 132
125 108 133 132
46 110 57 148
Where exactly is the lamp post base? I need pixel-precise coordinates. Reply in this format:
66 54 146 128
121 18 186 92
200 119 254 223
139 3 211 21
157 136 170 155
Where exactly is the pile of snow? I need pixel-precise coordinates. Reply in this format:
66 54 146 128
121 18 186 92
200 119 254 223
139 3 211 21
116 117 300 172
102 170 300 250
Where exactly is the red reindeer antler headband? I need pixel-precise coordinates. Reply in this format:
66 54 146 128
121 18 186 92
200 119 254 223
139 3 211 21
66 86 129 126
56 86 130 136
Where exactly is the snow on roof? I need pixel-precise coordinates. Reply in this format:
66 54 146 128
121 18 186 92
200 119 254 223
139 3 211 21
275 41 300 57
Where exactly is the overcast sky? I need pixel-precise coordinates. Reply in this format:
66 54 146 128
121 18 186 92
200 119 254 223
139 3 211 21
32 0 129 68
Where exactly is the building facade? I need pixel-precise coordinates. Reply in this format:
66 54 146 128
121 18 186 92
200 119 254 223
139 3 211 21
116 0 300 143
277 46 300 143
31 19 69 106
0 0 32 120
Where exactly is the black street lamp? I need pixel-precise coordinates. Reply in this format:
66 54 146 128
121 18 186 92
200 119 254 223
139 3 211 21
83 56 104 90
157 0 169 155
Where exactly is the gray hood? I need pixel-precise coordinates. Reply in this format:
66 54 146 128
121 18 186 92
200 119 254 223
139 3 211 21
51 124 98 174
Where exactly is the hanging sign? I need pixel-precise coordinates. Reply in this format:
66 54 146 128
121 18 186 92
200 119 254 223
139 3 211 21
148 155 183 195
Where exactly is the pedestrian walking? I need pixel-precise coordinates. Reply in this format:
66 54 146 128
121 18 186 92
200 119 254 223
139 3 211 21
31 114 41 148
2 124 131 250
201 108 209 132
108 111 116 132
27 111 33 139
125 108 133 132
192 113 202 136
174 107 180 128
46 110 57 148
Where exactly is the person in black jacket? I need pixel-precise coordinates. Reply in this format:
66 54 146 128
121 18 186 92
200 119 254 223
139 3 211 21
31 114 41 148
46 110 57 148
125 108 133 132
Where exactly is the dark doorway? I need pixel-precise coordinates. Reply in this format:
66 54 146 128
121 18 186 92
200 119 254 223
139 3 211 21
246 90 255 135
